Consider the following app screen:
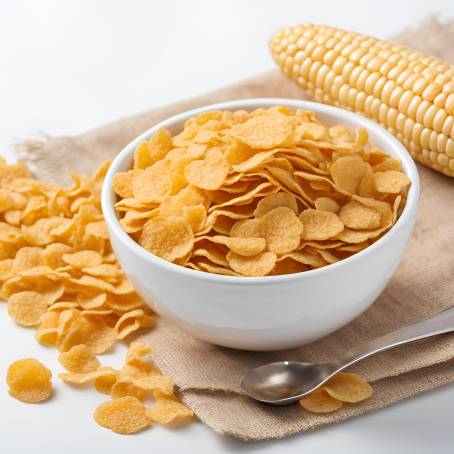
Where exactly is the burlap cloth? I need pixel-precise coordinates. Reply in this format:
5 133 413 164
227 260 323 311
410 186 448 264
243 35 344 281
20 17 454 441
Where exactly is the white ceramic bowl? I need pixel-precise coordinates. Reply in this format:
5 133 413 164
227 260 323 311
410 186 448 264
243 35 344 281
101 99 420 351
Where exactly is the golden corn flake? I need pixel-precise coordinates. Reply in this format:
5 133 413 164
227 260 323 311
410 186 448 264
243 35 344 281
230 114 293 149
111 377 148 401
58 344 100 373
300 209 344 241
146 399 193 424
113 107 410 277
133 142 153 170
133 375 174 396
330 155 367 194
8 291 49 326
149 127 173 162
184 156 230 190
262 207 304 254
62 250 103 268
299 388 343 413
314 197 340 214
227 251 277 277
7 358 52 403
208 235 266 257
94 396 150 434
59 366 119 384
339 200 381 230
132 160 171 203
139 216 194 262
112 170 138 199
323 372 373 403
373 170 411 194
254 192 299 218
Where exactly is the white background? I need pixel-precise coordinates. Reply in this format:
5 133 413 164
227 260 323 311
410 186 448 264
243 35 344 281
1 0 454 452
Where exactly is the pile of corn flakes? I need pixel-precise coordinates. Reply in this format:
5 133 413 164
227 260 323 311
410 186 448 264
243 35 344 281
113 107 411 277
0 158 192 433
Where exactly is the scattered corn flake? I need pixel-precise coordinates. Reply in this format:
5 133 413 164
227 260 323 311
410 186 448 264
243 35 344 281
299 388 343 413
111 376 148 401
8 291 49 326
7 358 52 403
146 399 193 424
134 375 174 396
94 396 150 434
59 366 118 384
323 372 373 403
58 344 100 373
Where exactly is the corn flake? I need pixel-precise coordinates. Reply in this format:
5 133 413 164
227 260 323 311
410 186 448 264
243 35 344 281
94 396 150 434
7 358 52 403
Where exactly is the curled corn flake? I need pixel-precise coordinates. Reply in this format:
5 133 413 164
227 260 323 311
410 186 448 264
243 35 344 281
94 396 150 434
373 170 411 194
323 372 373 403
254 192 299 218
148 127 173 162
58 344 100 373
59 366 118 384
230 218 263 238
227 251 277 277
95 371 120 394
146 399 193 424
300 209 344 241
112 170 137 198
133 375 174 396
8 291 48 326
182 204 206 233
133 142 153 170
62 250 103 268
330 155 367 194
299 388 343 413
111 377 148 401
206 235 266 257
7 358 52 403
314 197 340 214
58 312 116 354
139 216 194 262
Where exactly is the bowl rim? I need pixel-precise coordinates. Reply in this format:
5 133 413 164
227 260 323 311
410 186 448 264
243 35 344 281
101 98 420 286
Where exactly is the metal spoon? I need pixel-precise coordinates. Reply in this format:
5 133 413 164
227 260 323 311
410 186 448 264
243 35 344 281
241 306 454 405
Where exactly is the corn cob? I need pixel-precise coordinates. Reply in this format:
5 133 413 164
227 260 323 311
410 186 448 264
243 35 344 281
269 24 454 177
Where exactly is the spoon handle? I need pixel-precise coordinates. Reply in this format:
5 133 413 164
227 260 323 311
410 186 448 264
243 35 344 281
339 305 454 370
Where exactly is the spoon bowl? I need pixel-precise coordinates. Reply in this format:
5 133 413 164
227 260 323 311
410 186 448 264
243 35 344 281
241 361 338 405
